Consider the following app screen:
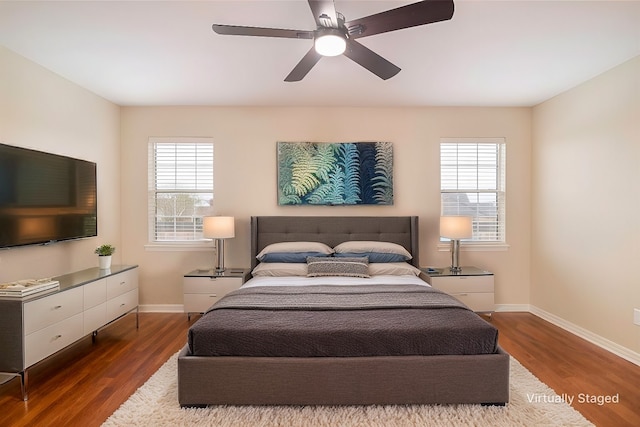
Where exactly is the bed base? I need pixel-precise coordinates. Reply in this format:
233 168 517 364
178 345 510 407
179 216 509 407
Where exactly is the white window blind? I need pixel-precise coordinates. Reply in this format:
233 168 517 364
148 138 214 242
440 138 506 243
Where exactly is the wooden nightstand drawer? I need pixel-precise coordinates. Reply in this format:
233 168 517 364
447 292 494 313
423 267 495 313
429 275 494 293
183 270 248 317
183 293 226 314
183 277 243 294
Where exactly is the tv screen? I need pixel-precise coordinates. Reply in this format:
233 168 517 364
0 143 97 248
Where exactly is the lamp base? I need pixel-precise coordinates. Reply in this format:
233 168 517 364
215 239 226 274
449 239 462 274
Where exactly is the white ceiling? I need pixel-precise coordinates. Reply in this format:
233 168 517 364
1 1 638 107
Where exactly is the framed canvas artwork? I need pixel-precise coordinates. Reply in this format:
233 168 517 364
277 141 393 205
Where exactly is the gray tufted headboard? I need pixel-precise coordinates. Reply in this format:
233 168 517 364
250 216 419 270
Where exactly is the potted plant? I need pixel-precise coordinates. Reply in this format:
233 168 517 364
95 244 116 269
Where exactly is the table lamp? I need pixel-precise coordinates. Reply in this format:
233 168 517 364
203 216 235 273
440 216 472 273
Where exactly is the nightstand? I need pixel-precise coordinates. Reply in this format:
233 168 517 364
183 268 248 320
421 266 494 313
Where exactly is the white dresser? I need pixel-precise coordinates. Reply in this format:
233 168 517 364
0 265 138 400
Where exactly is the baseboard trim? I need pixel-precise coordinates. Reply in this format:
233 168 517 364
530 305 640 367
495 304 530 312
139 304 183 313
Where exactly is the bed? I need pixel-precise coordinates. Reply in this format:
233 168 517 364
178 216 509 406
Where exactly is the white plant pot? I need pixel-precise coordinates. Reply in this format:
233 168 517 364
98 255 112 269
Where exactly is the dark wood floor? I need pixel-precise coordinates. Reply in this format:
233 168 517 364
0 312 638 427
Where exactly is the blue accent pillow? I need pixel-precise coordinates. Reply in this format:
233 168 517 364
260 252 331 263
334 252 409 263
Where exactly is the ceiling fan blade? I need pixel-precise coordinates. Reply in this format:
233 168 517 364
346 0 454 39
284 47 323 82
308 0 339 28
343 39 400 80
212 24 313 39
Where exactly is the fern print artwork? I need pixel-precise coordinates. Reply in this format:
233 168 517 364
277 142 393 205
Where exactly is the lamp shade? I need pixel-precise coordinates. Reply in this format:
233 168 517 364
203 216 235 239
440 216 473 240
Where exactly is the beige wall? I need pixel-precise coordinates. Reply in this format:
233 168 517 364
0 46 121 281
120 106 532 309
4 38 637 361
531 56 640 354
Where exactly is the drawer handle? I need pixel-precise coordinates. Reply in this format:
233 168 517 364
54 334 62 340
456 293 468 296
209 294 218 298
120 303 126 307
120 281 126 285
53 305 63 309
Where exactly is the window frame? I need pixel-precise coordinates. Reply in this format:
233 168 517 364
439 137 508 251
146 137 215 251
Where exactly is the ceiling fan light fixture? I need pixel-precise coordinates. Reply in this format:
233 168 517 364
314 29 346 56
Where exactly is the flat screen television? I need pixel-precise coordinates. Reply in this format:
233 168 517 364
0 143 97 249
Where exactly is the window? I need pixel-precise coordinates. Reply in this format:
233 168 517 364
148 138 214 243
440 138 506 244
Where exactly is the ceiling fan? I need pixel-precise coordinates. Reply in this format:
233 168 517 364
212 0 455 82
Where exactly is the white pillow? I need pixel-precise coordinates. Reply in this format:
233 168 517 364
368 262 422 276
251 262 308 277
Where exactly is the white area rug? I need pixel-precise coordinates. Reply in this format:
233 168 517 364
103 352 593 426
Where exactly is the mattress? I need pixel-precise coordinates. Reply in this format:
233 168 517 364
188 275 498 358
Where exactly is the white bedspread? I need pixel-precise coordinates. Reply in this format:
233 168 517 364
242 275 430 288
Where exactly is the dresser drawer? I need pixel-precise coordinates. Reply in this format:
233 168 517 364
106 269 138 299
24 287 84 335
429 275 494 294
84 303 106 335
84 278 107 309
448 292 495 312
24 313 84 368
183 277 243 294
106 289 138 321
